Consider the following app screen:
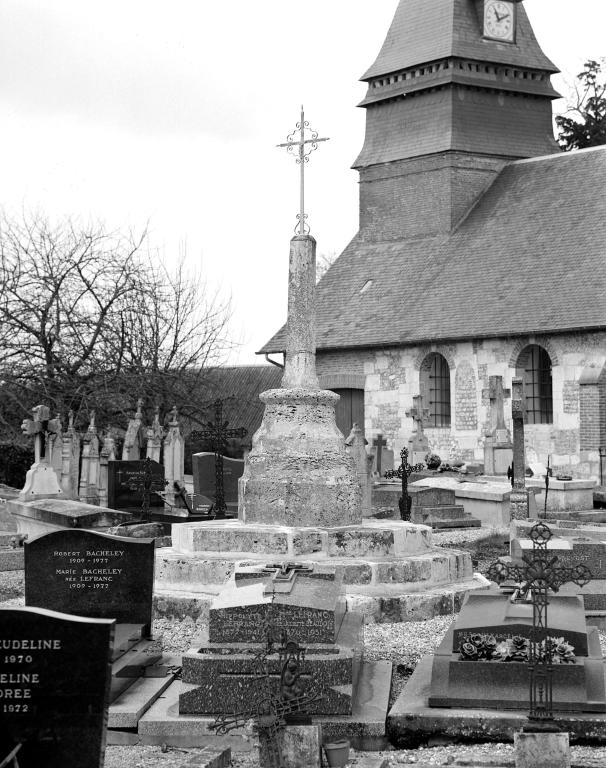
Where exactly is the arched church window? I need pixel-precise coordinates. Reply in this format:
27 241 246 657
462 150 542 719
515 345 553 424
420 353 451 427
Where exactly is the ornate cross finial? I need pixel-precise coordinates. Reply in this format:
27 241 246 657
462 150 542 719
277 106 329 235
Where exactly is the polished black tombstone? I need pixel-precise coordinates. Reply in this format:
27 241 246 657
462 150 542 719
107 459 164 513
24 528 155 636
0 606 113 768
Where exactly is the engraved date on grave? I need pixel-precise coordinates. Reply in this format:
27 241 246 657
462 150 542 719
52 549 126 589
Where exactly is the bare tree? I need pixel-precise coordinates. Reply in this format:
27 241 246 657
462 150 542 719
0 211 232 438
556 59 606 151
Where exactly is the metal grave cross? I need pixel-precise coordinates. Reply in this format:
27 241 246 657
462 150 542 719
277 106 329 235
125 456 168 522
384 447 425 521
190 399 247 519
372 434 388 476
487 521 593 727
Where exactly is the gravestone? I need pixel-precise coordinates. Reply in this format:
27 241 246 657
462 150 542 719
122 398 145 461
19 405 63 501
192 452 244 514
107 459 165 513
24 528 155 636
406 392 430 465
146 406 165 463
78 411 100 505
179 564 363 718
60 410 81 500
345 423 372 515
428 590 606 712
409 485 481 529
483 376 513 475
0 606 113 768
512 536 606 579
371 434 394 477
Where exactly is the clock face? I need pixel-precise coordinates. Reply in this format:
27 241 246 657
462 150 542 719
484 0 515 42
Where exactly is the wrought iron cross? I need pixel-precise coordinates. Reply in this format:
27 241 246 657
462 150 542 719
384 447 425 521
277 106 329 235
487 521 592 727
190 399 247 520
126 456 168 522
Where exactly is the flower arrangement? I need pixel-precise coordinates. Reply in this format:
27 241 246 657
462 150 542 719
458 633 576 664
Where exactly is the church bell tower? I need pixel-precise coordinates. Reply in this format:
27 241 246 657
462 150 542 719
355 0 560 240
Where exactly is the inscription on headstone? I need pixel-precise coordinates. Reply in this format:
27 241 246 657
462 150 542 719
24 529 155 635
107 459 164 512
0 606 113 768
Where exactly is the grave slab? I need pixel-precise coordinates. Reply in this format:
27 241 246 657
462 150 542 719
388 655 606 748
7 497 131 539
107 459 165 513
138 659 392 751
514 731 571 768
192 453 244 514
409 478 512 527
108 656 179 728
527 478 596 513
0 606 114 768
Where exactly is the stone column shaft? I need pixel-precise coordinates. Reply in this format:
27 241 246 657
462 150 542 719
281 235 319 390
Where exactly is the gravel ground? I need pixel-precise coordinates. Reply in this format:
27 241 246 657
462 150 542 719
4 522 606 767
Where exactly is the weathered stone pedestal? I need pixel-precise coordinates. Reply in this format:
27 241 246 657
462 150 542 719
514 731 571 768
239 388 360 528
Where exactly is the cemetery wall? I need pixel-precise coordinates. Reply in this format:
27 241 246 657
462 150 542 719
317 331 606 480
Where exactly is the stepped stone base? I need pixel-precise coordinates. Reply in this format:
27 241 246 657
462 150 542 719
411 505 481 529
137 659 392 751
155 519 489 623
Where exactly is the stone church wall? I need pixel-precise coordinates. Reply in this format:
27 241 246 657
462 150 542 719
317 331 606 481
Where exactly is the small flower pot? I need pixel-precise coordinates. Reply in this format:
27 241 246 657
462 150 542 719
323 739 350 767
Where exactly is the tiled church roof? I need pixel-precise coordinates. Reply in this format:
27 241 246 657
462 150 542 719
362 0 558 80
260 146 606 353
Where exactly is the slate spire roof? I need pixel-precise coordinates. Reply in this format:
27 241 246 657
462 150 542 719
363 0 558 81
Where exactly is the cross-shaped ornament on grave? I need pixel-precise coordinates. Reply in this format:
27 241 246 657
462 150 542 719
406 391 430 437
482 376 511 443
487 521 593 728
277 106 330 235
384 447 425 521
372 434 388 476
190 399 247 519
125 456 168 523
21 405 61 464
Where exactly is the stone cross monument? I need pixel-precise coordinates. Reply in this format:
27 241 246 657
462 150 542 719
239 110 360 527
19 405 63 500
406 391 430 465
483 375 513 475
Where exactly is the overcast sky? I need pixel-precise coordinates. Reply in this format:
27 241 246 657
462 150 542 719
0 1 604 365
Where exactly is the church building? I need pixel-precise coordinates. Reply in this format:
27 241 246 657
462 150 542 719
261 0 606 480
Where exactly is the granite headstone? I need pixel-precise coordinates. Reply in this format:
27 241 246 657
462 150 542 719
107 459 164 512
0 606 113 768
192 452 244 512
24 529 155 636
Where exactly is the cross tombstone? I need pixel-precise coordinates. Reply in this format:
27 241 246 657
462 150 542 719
277 106 329 235
21 405 61 464
146 406 165 463
372 434 388 476
406 391 430 463
483 375 511 442
509 376 530 519
384 447 425 521
487 521 593 727
191 399 248 520
125 456 168 523
345 423 371 514
261 562 314 594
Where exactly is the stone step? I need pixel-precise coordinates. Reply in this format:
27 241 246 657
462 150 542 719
170 520 433 560
424 518 482 530
155 549 473 594
154 574 490 625
412 505 466 519
108 655 178 729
